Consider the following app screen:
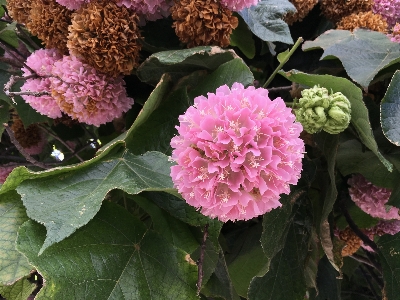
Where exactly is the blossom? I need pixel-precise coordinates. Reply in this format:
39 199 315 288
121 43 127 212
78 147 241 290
388 23 400 42
11 117 47 155
373 219 400 235
170 83 305 222
56 0 88 10
373 0 400 28
20 49 63 119
336 11 388 33
116 0 172 21
219 0 258 11
0 164 15 183
50 55 134 126
348 174 399 220
285 0 318 25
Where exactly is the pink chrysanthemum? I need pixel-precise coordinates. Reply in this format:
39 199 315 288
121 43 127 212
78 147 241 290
50 55 134 127
0 164 15 183
373 219 400 235
20 49 63 119
170 83 305 222
388 22 400 42
373 0 400 28
116 0 172 21
348 174 399 220
55 0 87 10
219 0 258 11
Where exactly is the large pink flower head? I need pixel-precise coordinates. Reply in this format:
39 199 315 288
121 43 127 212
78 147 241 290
116 0 172 22
219 0 258 11
55 0 88 10
50 55 134 127
373 0 400 28
170 83 305 222
20 49 63 119
348 174 399 220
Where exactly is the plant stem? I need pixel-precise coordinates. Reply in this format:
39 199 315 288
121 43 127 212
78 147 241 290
197 223 209 295
263 37 304 89
268 85 292 92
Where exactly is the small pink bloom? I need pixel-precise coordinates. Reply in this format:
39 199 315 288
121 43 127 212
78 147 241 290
373 0 400 28
55 0 88 10
219 0 258 11
116 0 173 22
170 82 304 222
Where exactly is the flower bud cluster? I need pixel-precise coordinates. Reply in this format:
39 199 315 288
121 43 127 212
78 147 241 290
295 85 351 134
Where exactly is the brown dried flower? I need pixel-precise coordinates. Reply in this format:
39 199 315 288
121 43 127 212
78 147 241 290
67 0 142 77
338 227 362 257
337 11 388 33
26 0 72 54
7 0 32 24
171 0 238 48
11 117 42 149
285 0 318 25
320 0 372 23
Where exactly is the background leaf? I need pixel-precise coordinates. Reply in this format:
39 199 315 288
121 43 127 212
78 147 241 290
16 202 199 300
381 70 400 146
230 15 256 59
0 276 36 300
238 0 295 44
0 191 32 285
16 150 177 254
279 70 393 172
302 29 400 88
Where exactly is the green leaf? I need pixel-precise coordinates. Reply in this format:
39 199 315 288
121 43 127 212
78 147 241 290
0 276 36 300
312 256 341 300
248 216 310 300
377 233 400 299
132 194 199 254
337 140 400 189
230 15 256 59
381 70 400 146
202 252 240 300
137 46 239 85
238 0 295 44
226 222 269 298
277 49 290 64
16 202 199 300
302 29 400 88
188 58 254 99
0 22 18 48
16 149 177 254
13 93 49 127
192 239 220 290
279 69 393 172
0 191 32 285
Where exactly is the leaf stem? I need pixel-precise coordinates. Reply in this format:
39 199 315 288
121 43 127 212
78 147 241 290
263 37 304 89
196 223 209 295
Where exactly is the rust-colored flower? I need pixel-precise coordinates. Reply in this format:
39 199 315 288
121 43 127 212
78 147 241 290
337 11 388 33
338 227 362 257
285 0 318 25
6 0 32 24
67 0 142 77
26 0 72 54
11 117 46 155
320 0 372 22
171 0 238 48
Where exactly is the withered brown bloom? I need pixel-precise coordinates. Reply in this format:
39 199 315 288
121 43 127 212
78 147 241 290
67 0 142 77
11 117 42 149
26 0 72 55
285 0 318 25
337 11 388 33
171 0 238 48
320 0 372 22
6 0 32 24
338 227 362 257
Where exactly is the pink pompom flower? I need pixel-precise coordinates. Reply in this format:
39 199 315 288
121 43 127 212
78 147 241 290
170 82 305 222
20 49 63 119
50 55 134 127
373 0 400 28
388 23 400 43
55 0 88 10
348 174 399 220
219 0 258 11
116 0 173 22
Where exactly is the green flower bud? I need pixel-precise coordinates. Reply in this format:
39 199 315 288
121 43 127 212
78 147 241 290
295 86 351 135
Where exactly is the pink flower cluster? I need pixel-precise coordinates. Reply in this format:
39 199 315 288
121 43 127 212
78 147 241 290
388 23 400 43
373 0 400 28
116 0 173 22
20 49 134 126
55 0 88 10
220 0 258 11
170 83 304 222
0 164 15 183
348 174 399 220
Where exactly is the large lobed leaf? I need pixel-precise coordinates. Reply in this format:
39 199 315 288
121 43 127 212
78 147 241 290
279 70 393 172
16 202 199 300
381 70 400 146
303 29 400 88
16 149 176 254
238 0 295 44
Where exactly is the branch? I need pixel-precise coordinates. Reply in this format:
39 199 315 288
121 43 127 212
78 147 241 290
268 85 292 92
196 223 209 295
3 123 49 169
16 24 40 50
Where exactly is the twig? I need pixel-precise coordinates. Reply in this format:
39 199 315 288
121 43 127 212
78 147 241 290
3 123 49 169
263 37 304 88
0 56 24 68
349 254 377 269
0 41 33 73
197 223 209 295
268 85 292 92
38 124 84 162
16 24 40 50
359 265 381 300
